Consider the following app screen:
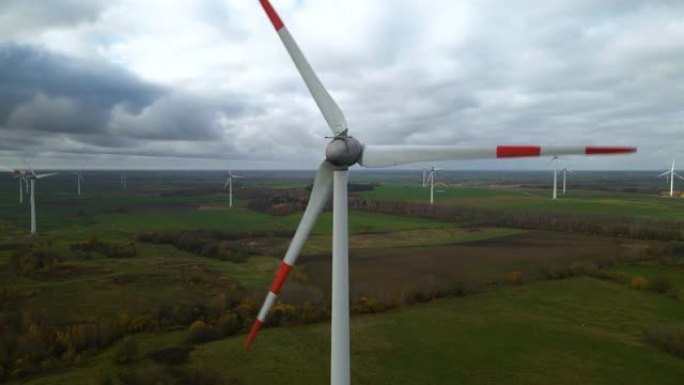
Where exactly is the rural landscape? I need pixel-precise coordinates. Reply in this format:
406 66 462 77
1 0 683 384
1 169 683 384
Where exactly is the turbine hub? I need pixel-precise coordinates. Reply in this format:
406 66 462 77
325 136 362 167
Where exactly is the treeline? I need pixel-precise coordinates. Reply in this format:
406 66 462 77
136 230 289 263
9 245 61 277
246 189 307 216
0 283 255 382
70 237 137 259
349 198 684 241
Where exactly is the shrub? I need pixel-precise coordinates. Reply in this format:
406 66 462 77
187 320 215 344
630 276 648 290
647 276 672 294
644 323 684 358
506 270 523 285
113 337 139 364
542 265 573 280
70 238 136 259
352 297 385 314
215 312 241 337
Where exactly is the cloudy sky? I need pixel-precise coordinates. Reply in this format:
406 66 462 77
0 0 682 170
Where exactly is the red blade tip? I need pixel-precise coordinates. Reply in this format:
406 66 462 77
245 320 263 349
259 0 284 30
585 146 637 154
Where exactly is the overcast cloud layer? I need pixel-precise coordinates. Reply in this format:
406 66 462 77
1 0 683 170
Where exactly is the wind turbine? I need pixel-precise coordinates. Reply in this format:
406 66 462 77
551 156 560 200
13 170 28 204
561 167 573 195
75 170 84 195
246 2 636 384
427 163 440 205
658 158 682 197
3 167 31 204
223 170 244 208
120 172 127 190
23 169 58 234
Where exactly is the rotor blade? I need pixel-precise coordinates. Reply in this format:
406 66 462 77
259 0 348 136
658 171 671 177
223 177 230 189
246 160 334 348
674 172 684 181
36 172 58 179
359 145 636 168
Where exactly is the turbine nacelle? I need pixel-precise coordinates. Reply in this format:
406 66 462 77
325 136 363 167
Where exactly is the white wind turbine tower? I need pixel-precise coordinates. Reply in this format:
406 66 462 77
23 169 58 234
551 156 560 200
246 2 636 384
561 167 573 195
223 170 244 208
427 163 440 205
120 172 127 189
658 158 682 197
11 170 28 204
75 170 84 195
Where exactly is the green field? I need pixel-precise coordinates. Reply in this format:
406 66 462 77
22 277 684 385
356 184 684 220
609 264 684 288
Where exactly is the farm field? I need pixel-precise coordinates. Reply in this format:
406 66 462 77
356 184 684 220
1 170 684 384
20 277 684 385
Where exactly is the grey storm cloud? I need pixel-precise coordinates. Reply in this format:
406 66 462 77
0 44 253 158
0 44 163 132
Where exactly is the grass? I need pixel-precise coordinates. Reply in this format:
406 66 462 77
302 227 525 254
91 208 457 236
196 277 684 385
356 184 684 221
609 264 684 287
23 277 684 385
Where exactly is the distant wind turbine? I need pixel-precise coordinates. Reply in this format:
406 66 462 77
23 170 58 234
75 170 84 195
223 170 244 208
245 2 636 384
658 158 682 197
427 163 440 205
551 156 561 200
561 168 573 195
120 172 127 190
13 170 28 204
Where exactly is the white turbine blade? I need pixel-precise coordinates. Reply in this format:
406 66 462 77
674 172 684 181
246 160 334 348
359 145 636 168
658 171 671 177
259 0 348 136
223 177 231 189
35 172 58 179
